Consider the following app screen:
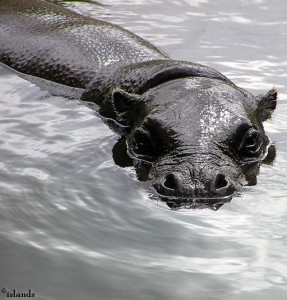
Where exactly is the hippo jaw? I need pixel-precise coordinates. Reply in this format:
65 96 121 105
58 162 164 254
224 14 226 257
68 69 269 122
108 77 277 209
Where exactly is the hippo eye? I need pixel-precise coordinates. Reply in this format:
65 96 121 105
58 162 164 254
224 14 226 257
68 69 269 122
132 127 155 157
240 128 262 157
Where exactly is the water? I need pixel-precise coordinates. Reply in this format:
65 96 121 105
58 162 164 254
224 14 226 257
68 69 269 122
0 0 286 299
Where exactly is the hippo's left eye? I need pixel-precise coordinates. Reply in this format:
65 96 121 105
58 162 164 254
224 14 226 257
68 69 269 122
239 128 262 157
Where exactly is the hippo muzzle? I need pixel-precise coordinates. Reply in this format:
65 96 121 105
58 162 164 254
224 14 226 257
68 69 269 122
151 155 242 200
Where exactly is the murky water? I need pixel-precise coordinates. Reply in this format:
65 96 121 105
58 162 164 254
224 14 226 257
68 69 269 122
0 0 286 299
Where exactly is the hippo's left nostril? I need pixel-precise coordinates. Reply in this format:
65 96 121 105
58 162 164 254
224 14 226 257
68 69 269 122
214 174 228 191
163 173 179 190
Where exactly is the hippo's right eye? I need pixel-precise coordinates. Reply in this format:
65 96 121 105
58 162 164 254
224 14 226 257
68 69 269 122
132 127 155 157
134 128 151 146
129 120 170 160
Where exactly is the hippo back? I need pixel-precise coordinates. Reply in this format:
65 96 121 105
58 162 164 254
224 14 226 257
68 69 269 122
0 0 167 88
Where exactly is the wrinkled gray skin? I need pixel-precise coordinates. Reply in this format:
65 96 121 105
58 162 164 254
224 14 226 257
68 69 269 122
0 0 277 209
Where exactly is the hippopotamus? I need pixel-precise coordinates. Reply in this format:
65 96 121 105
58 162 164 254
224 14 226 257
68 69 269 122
0 0 277 209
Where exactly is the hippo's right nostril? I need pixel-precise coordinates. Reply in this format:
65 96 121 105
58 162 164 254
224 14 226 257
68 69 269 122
214 173 229 191
163 173 179 190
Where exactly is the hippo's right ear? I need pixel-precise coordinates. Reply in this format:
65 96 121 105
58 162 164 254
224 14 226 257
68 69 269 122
257 88 277 121
112 88 141 113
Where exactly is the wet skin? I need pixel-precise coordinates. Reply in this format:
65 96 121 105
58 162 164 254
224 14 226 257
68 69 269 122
0 0 277 209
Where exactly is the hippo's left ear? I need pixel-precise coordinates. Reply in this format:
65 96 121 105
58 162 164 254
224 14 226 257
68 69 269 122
257 88 277 121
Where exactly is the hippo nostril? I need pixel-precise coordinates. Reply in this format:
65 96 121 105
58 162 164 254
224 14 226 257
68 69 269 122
163 173 179 190
214 173 228 191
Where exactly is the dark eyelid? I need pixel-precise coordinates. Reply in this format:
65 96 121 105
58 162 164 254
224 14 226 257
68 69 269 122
239 127 263 158
236 123 253 139
228 123 252 149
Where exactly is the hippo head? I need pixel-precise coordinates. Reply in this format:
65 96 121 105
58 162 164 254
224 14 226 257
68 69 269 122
110 77 277 209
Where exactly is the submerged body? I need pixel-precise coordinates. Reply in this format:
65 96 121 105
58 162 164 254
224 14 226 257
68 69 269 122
0 0 277 209
0 0 166 88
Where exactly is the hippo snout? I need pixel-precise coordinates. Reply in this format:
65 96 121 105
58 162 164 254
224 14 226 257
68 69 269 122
153 171 237 200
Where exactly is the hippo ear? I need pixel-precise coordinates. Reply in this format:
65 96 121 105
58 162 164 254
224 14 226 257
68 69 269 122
257 88 277 121
112 88 141 114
